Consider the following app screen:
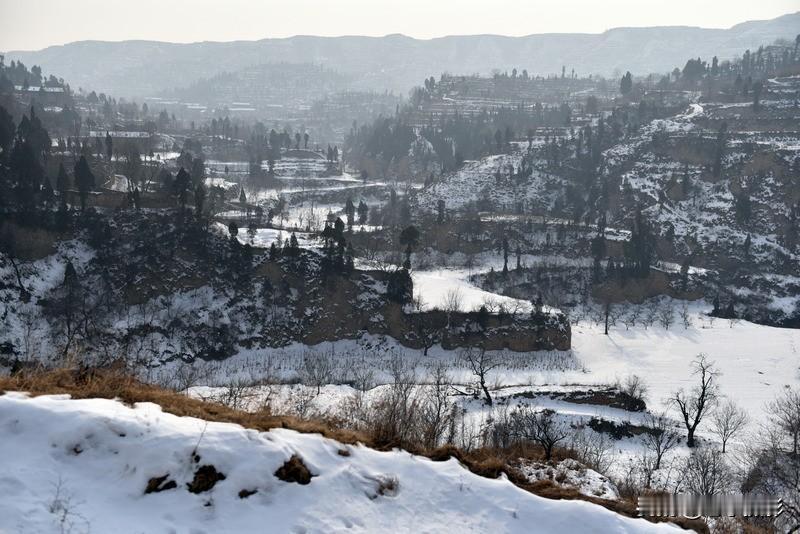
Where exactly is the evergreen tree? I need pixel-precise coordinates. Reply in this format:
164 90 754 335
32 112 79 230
712 122 727 178
752 81 763 111
56 162 69 194
334 217 345 239
105 131 113 161
73 155 95 210
173 167 191 208
195 182 206 217
344 198 355 230
502 237 509 275
620 71 633 95
436 199 446 224
41 175 54 205
399 225 420 269
735 192 752 224
357 200 368 225
0 105 14 157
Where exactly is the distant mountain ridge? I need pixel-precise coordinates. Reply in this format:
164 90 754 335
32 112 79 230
4 12 799 98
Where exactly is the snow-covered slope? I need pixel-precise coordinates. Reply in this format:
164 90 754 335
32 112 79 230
0 393 683 533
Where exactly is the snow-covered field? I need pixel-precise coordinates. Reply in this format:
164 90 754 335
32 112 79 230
412 268 533 313
0 393 682 533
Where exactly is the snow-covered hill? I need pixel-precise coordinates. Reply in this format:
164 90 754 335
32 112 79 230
0 393 684 533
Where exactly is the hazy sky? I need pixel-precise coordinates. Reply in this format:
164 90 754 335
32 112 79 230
1 0 797 51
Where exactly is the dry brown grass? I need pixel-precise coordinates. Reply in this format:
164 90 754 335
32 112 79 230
0 366 372 447
0 367 706 532
274 455 314 485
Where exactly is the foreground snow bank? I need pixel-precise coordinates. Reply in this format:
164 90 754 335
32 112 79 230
0 393 683 533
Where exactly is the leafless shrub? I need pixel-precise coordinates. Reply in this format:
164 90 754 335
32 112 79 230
679 447 735 495
512 405 569 461
167 362 214 394
281 386 319 418
419 362 454 448
442 288 464 314
568 428 613 473
218 376 258 411
618 374 649 405
48 476 90 534
300 350 335 395
363 356 421 447
482 402 517 449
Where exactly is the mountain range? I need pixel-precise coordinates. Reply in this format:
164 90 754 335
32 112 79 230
4 11 799 99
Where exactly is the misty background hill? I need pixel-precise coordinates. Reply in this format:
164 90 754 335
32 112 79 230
3 11 799 99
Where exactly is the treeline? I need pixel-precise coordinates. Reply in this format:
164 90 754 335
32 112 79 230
345 102 574 177
621 35 800 96
0 56 66 90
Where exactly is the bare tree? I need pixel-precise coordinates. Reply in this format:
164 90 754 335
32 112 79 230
710 399 749 453
641 411 680 470
680 448 734 495
743 398 800 533
442 288 464 313
366 355 420 446
420 362 454 448
767 387 800 455
670 354 719 447
658 302 674 329
411 292 426 312
623 306 640 330
411 293 439 356
218 376 258 411
679 303 692 329
513 406 569 461
642 300 659 329
169 362 213 394
300 350 335 395
569 428 613 473
442 288 464 329
460 346 501 406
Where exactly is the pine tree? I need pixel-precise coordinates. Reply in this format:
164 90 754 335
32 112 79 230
436 199 445 224
41 175 54 205
195 182 206 217
345 198 355 230
712 122 727 178
357 200 368 225
620 72 633 95
56 162 69 194
173 167 191 208
105 131 113 161
502 237 509 275
73 155 95 210
752 81 763 111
